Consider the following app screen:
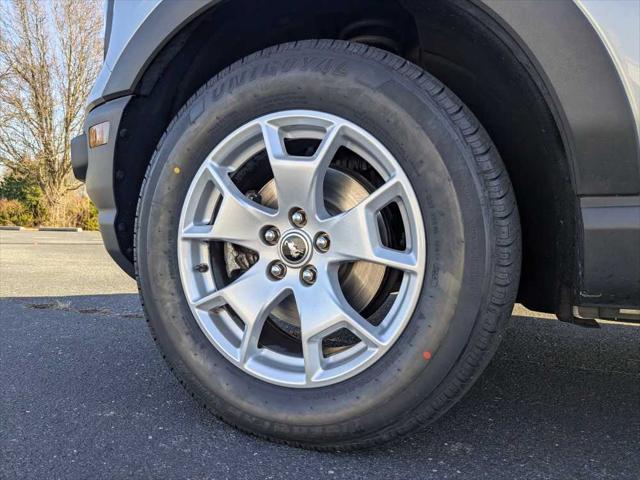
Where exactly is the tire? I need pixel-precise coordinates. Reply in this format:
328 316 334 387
135 39 520 450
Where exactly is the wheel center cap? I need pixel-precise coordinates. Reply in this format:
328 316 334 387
279 231 311 266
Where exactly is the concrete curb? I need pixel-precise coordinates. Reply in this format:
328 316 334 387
0 225 24 231
37 227 83 232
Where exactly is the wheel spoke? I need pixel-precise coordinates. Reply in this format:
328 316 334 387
295 274 383 382
181 162 275 249
326 177 419 273
181 224 216 240
261 121 344 216
300 337 323 384
193 265 289 364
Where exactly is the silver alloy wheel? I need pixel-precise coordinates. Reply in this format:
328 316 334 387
178 110 425 388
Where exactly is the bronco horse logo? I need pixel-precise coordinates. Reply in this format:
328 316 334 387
284 238 305 259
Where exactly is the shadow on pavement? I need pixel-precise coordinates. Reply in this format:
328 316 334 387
1 294 638 479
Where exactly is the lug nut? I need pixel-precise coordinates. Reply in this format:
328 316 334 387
301 266 317 285
315 233 330 252
290 209 306 227
263 227 279 245
269 262 286 280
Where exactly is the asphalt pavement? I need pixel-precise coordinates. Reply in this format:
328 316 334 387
1 230 639 479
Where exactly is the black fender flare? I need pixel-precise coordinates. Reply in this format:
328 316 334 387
98 0 638 195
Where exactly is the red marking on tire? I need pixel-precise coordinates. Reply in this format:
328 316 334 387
422 351 432 360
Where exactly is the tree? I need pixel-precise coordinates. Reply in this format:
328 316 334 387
0 0 102 222
0 168 48 224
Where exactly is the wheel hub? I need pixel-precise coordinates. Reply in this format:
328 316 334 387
260 169 386 320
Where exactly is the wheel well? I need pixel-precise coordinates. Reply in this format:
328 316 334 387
114 0 576 313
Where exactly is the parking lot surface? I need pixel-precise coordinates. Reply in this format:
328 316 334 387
1 231 638 479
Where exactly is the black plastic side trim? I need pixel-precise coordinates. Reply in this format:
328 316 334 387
579 196 640 307
70 133 88 181
83 95 134 277
476 0 639 195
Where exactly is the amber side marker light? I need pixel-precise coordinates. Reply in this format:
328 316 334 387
88 121 110 148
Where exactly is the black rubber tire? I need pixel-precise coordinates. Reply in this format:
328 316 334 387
135 40 521 450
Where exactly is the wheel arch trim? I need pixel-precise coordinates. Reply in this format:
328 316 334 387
94 0 639 196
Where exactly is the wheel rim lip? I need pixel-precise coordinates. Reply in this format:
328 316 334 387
177 110 426 388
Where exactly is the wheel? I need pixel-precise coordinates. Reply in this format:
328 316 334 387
135 40 520 450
